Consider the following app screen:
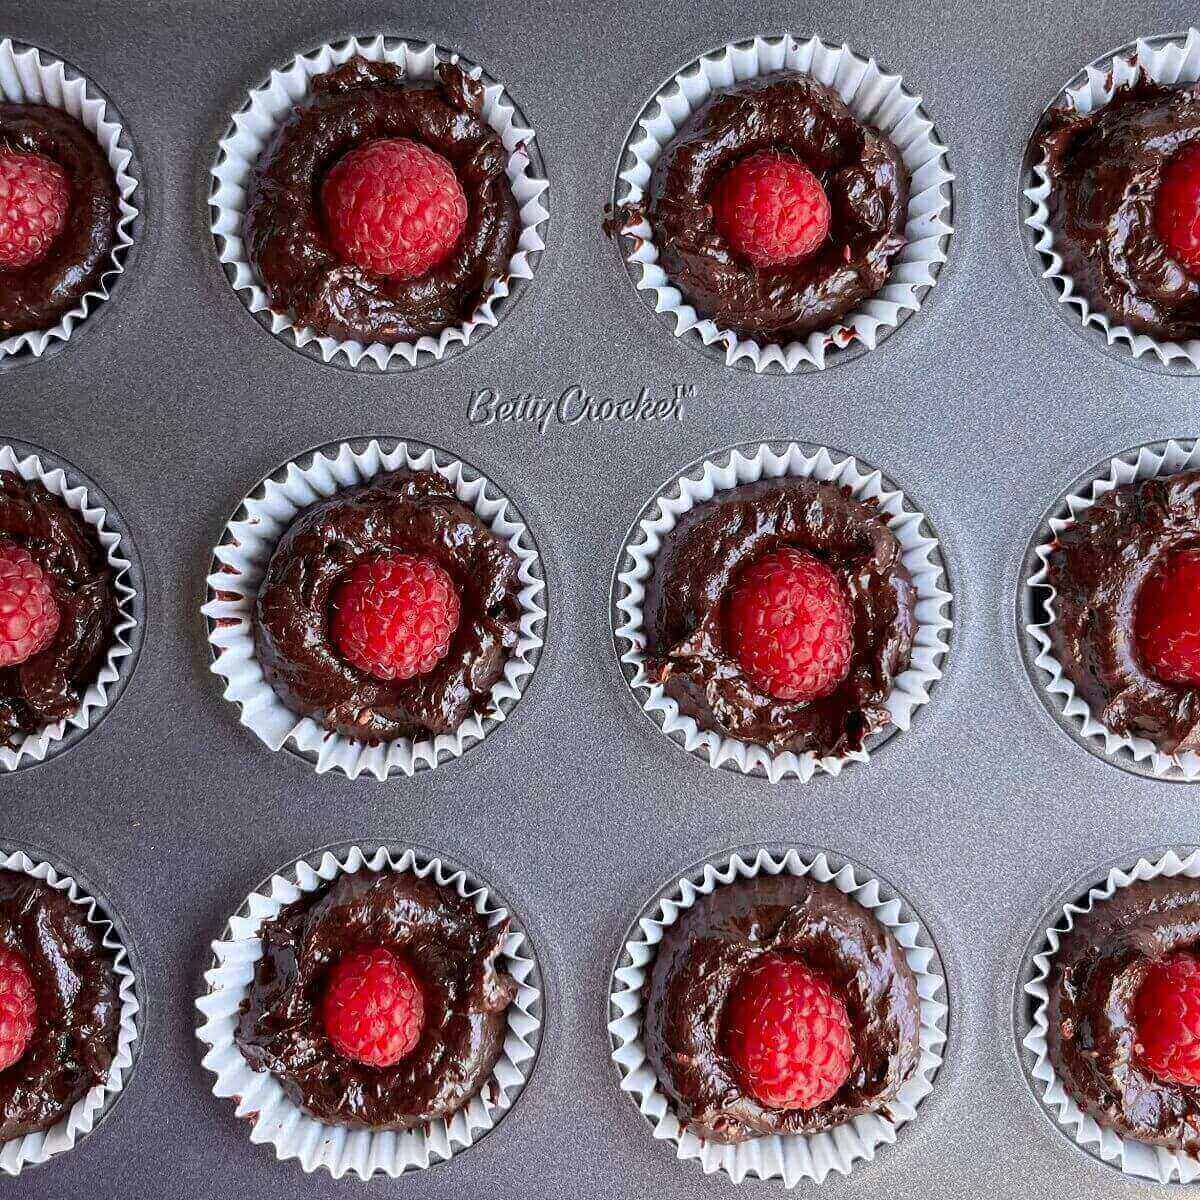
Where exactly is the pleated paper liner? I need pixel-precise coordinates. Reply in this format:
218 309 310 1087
195 842 542 1179
612 441 952 782
1022 28 1200 374
608 844 947 1186
210 34 549 372
613 33 953 373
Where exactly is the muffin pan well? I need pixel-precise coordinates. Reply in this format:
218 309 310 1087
3 4 1199 1200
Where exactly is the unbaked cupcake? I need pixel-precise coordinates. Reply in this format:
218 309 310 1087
1039 468 1200 756
1023 850 1200 1180
608 846 946 1186
197 844 541 1179
614 36 953 372
244 53 517 346
640 476 916 760
254 466 523 745
236 867 515 1129
1034 79 1200 341
644 872 920 1142
0 849 140 1175
0 39 139 360
0 469 120 748
1024 29 1200 370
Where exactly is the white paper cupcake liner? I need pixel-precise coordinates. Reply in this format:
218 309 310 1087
203 438 546 779
0 443 140 771
613 442 952 782
608 845 947 1186
0 39 140 362
0 847 141 1175
210 35 550 371
1024 437 1200 780
196 842 542 1180
1023 28 1200 372
1022 847 1200 1182
614 34 953 373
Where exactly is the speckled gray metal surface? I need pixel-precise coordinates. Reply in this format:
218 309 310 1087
2 1 1198 1197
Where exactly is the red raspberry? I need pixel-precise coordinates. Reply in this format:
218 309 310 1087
1155 142 1200 277
723 547 853 702
722 953 853 1110
0 150 70 270
0 947 37 1072
712 151 831 268
0 540 60 668
332 552 461 682
1135 952 1200 1085
321 137 467 279
1134 547 1200 686
322 946 425 1067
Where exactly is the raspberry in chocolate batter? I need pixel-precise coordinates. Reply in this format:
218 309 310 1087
630 72 910 341
245 56 519 344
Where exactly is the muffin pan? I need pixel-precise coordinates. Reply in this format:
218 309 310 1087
3 3 1200 1199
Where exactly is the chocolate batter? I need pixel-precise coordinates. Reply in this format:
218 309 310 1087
254 468 522 743
246 56 519 344
0 470 119 747
0 104 119 337
1042 469 1200 754
1036 79 1200 339
641 478 915 756
643 873 920 1142
0 872 119 1140
633 72 909 341
236 868 517 1129
1046 873 1200 1149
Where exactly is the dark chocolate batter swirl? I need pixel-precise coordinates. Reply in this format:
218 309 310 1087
246 56 519 344
1046 874 1200 1150
644 873 920 1142
0 104 119 337
236 868 517 1130
1042 469 1200 754
0 872 120 1140
0 470 118 746
254 468 522 743
1036 80 1200 339
641 478 915 756
637 72 909 340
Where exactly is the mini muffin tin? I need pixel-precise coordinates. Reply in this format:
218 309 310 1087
3 3 1199 1199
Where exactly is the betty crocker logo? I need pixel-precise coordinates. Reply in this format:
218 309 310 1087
467 384 692 436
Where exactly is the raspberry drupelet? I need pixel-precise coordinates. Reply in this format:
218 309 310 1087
321 136 468 279
722 952 853 1110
